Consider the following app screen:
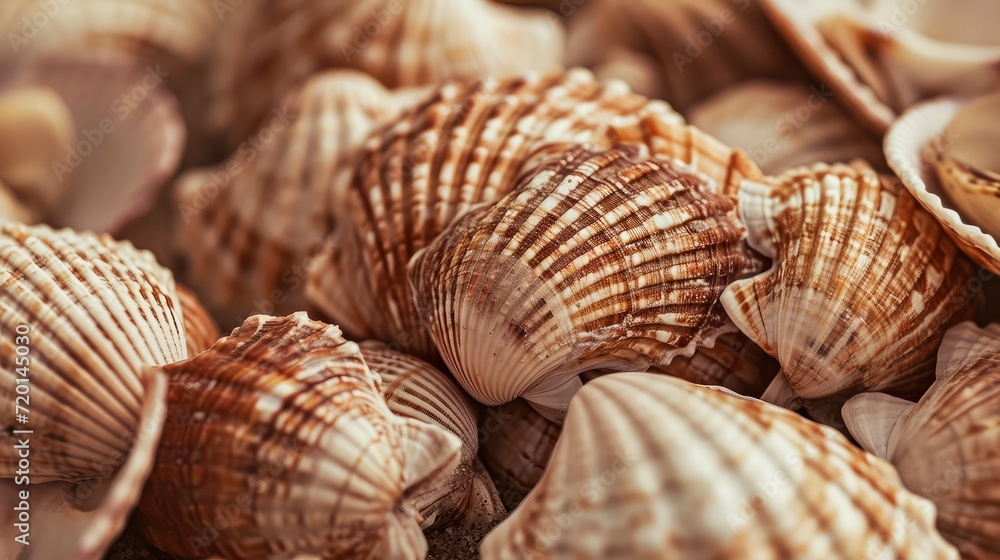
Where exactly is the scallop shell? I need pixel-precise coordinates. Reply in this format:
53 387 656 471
565 0 808 112
0 371 167 560
478 399 561 511
843 321 1000 558
408 146 758 417
689 80 885 175
175 70 410 324
648 330 780 399
175 284 219 356
358 340 506 531
306 69 719 361
0 222 187 482
136 313 462 560
210 0 564 145
885 95 1000 275
761 0 1000 134
721 160 980 415
481 373 959 559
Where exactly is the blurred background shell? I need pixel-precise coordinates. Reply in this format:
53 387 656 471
409 146 758 418
843 321 1000 559
174 284 219 356
136 313 463 560
648 329 780 398
481 373 958 559
209 0 564 147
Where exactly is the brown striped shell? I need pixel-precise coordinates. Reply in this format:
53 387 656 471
358 341 506 531
480 373 959 559
210 0 564 145
844 321 1000 559
408 146 759 418
135 313 462 560
721 161 980 416
0 222 187 483
175 284 219 356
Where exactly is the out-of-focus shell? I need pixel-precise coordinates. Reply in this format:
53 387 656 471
210 0 564 145
885 95 1000 276
761 0 1000 134
175 284 219 356
478 399 561 511
0 222 187 482
136 313 462 560
307 69 732 361
359 341 506 532
12 53 185 234
649 329 780 398
481 373 959 559
0 371 167 560
409 146 758 418
566 0 808 111
0 179 37 223
176 70 411 324
844 321 1000 559
689 80 885 175
722 161 979 416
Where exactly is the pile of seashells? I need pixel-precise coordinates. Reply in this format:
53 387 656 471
1 0 999 559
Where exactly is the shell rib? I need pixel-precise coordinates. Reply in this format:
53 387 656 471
481 373 958 559
175 284 219 356
210 0 564 145
721 160 979 412
408 146 757 417
306 69 686 361
358 341 506 532
649 330 780 399
136 313 462 560
844 321 1000 559
0 222 187 482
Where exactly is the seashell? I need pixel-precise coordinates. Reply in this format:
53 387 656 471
843 321 1000 558
408 146 759 417
307 69 725 361
478 399 561 511
721 160 980 418
135 313 463 560
11 53 185 234
885 95 1000 276
0 179 38 223
175 70 411 324
565 0 808 112
480 373 959 559
175 284 219 356
761 0 1000 134
689 80 885 175
210 0 564 146
0 222 187 482
358 340 506 531
0 371 167 560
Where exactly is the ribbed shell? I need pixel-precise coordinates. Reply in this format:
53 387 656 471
136 313 462 560
844 321 1000 559
408 146 756 416
210 0 563 144
689 80 885 175
306 69 690 360
359 340 505 531
175 70 407 323
175 284 219 356
0 222 187 482
481 373 958 559
650 330 780 399
721 160 979 409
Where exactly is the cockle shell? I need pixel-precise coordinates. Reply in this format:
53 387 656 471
480 373 959 559
358 340 506 531
210 0 564 145
843 321 1000 559
175 284 219 356
136 313 462 560
761 0 1000 134
409 146 759 417
721 161 979 415
175 70 412 325
478 399 561 510
885 95 1000 276
307 69 688 361
689 80 885 175
649 330 780 399
0 222 187 483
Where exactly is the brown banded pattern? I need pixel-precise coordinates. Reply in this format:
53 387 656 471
174 284 219 356
646 330 780 398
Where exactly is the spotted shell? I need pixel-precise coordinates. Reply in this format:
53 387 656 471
481 373 958 559
408 146 759 418
135 313 462 560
